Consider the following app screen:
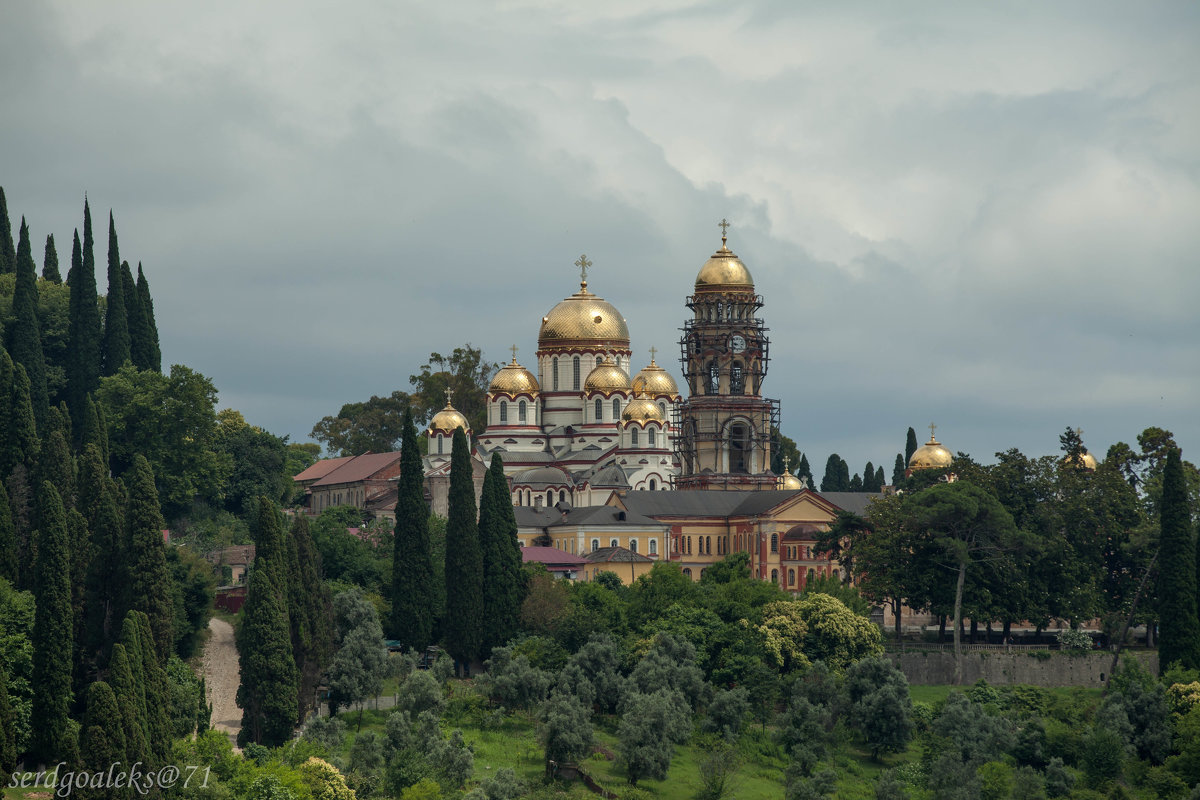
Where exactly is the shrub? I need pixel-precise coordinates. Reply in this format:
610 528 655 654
1055 628 1092 652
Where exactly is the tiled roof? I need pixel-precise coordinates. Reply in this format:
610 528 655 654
293 455 356 483
311 451 404 487
815 492 884 516
514 504 664 530
583 546 652 564
616 489 885 519
521 546 586 567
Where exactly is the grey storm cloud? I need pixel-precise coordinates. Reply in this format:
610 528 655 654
1 0 1197 472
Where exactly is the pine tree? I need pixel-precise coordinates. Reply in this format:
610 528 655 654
136 264 161 372
236 540 299 747
905 428 919 465
1157 447 1200 673
9 218 49 426
0 482 15 583
67 203 102 436
43 234 61 283
892 454 906 486
31 480 74 764
78 680 126 796
478 452 519 653
443 427 484 666
391 407 435 648
0 187 14 274
124 455 174 661
0 661 16 773
101 212 131 375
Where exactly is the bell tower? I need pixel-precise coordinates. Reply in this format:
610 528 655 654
675 222 780 490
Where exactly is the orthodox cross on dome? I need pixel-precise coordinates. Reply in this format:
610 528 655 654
444 387 453 407
575 254 592 290
510 344 519 364
929 422 937 441
783 454 791 473
718 218 731 247
649 346 657 364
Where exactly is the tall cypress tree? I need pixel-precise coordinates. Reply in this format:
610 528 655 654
43 234 61 283
443 427 484 666
0 187 14 274
863 461 877 492
6 363 40 477
876 465 886 490
136 264 161 373
1157 448 1200 673
101 212 131 375
892 453 906 486
66 509 90 696
0 347 12 468
391 407 435 648
115 619 150 746
107 641 150 766
9 218 49 427
288 514 332 722
82 469 123 664
67 202 102 436
35 427 76 508
236 539 299 747
905 427 919 465
124 455 174 661
134 610 172 760
479 452 522 653
0 661 16 773
30 480 73 764
797 453 813 489
80 393 108 468
78 680 126 796
0 481 15 583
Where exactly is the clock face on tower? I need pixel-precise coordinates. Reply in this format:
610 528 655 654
729 334 747 354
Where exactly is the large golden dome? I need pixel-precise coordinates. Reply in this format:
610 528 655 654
909 433 953 470
621 394 665 423
584 358 631 394
489 356 540 397
632 355 681 398
779 472 804 490
695 237 755 294
537 271 630 351
429 401 469 434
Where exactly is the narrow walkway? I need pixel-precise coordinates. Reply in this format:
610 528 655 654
201 617 242 743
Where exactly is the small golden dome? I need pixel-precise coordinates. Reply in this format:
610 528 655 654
632 355 681 399
621 394 665 423
909 434 953 470
429 401 469 434
779 472 804 490
489 357 540 396
1065 451 1099 471
584 358 631 394
695 238 755 294
537 270 630 350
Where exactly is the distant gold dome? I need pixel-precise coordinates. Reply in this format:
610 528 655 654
621 395 665 424
537 274 631 350
632 356 681 398
1066 451 1099 471
695 238 755 294
909 434 953 471
584 358 631 394
429 401 469 434
779 472 804 490
489 357 540 397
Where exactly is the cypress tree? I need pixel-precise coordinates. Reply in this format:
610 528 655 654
0 347 12 468
863 461 877 492
78 680 126 795
252 497 289 590
80 393 109 468
849 473 863 492
892 453 906 486
0 662 15 773
876 465 886 490
9 218 49 427
31 480 74 764
125 262 150 371
6 363 40 479
391 407 435 648
443 427 484 665
837 456 850 491
0 482 14 583
107 642 150 765
1157 448 1200 673
43 234 61 283
115 620 150 745
83 472 123 663
905 427 919 465
35 427 76 508
0 186 14 274
101 212 131 375
288 514 333 722
66 509 90 696
135 610 172 761
124 455 174 661
67 202 102 435
797 453 813 489
479 451 522 653
136 264 161 372
236 541 299 747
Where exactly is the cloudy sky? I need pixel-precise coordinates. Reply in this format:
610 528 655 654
3 1 1198 474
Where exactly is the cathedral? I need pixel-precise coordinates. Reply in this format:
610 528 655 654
422 227 784 508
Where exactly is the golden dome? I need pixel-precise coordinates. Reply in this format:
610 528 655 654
621 394 665 424
779 472 804 490
489 356 540 396
537 268 630 350
1066 451 1099 471
429 401 469 434
632 354 681 398
584 358 631 394
695 235 755 294
908 433 953 470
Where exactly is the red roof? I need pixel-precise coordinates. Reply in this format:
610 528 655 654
310 451 404 487
294 454 357 483
521 546 586 568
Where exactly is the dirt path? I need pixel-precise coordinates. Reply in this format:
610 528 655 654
201 617 241 742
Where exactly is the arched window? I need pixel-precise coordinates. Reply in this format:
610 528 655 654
807 568 815 584
630 539 638 554
631 428 639 446
612 398 620 418
770 533 779 553
730 362 744 395
595 398 603 420
596 355 603 367
706 536 712 554
547 492 553 505
572 356 580 390
771 569 779 584
518 400 527 422
591 539 599 552
559 490 566 503
683 568 692 579
729 423 749 473
672 537 679 553
525 490 532 506
499 401 508 423
789 569 796 586
437 435 443 454
649 479 656 490
707 361 719 394
610 538 619 548
648 428 657 448
649 539 657 555
552 357 559 390
659 402 667 417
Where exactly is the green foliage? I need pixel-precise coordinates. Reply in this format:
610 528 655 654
479 451 524 653
289 514 334 723
215 410 291 513
67 203 103 436
539 691 593 768
311 389 410 456
795 593 882 671
0 189 13 274
444 427 485 663
7 217 49 426
396 668 448 716
799 572 870 616
101 212 131 375
1081 725 1124 786
124 454 176 659
168 543 216 658
1099 658 1170 764
328 588 389 716
628 633 709 709
630 562 698 627
135 263 161 372
702 686 749 740
820 454 850 492
1055 628 1092 652
693 735 741 800
0 481 16 584
485 646 553 710
299 756 357 800
1158 447 1200 672
30 481 73 764
874 769 910 800
618 688 691 785
408 345 497 434
846 657 914 758
392 406 436 649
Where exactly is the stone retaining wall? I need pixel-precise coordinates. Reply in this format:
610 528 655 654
887 650 1158 687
